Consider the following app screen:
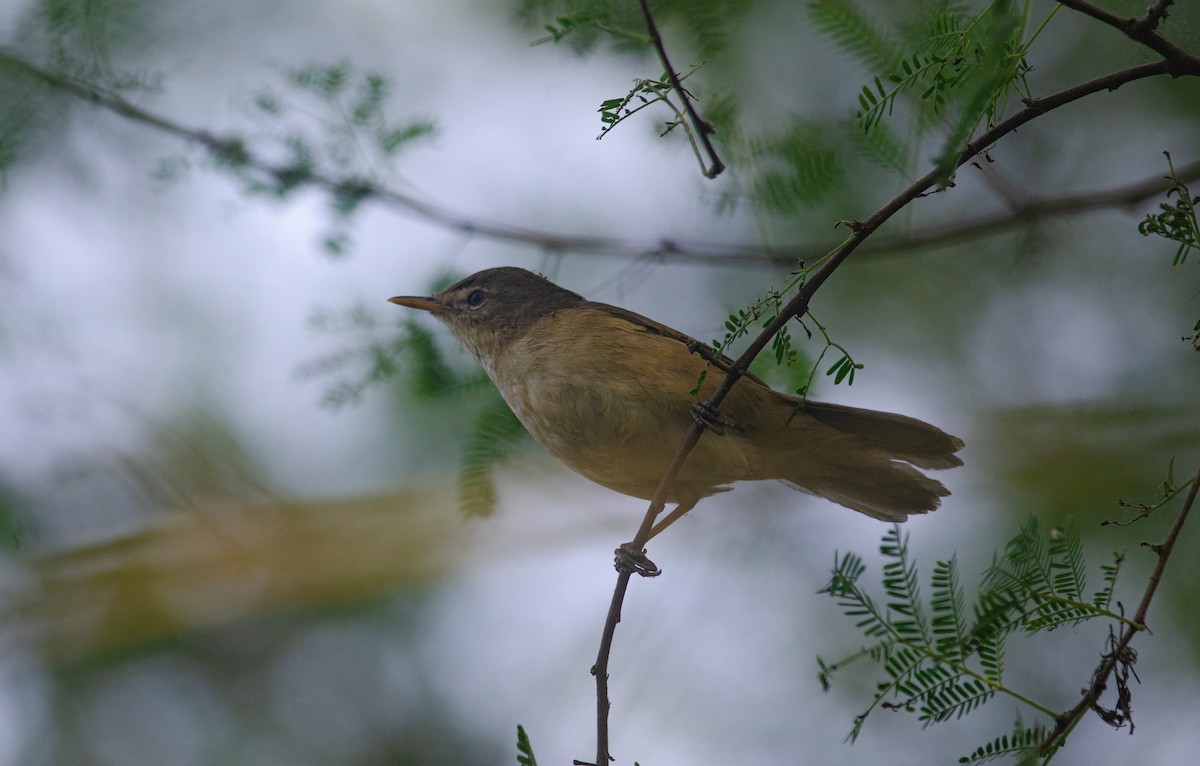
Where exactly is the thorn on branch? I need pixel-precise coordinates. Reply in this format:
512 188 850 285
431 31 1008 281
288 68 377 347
686 340 733 372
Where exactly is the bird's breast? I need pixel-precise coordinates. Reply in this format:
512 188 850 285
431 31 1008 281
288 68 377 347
480 309 756 498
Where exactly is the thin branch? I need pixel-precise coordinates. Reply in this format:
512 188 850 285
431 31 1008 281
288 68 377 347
4 52 1197 270
636 0 724 178
849 158 1200 260
590 57 1186 766
1036 466 1200 757
1057 0 1200 73
1134 0 1177 35
578 570 632 766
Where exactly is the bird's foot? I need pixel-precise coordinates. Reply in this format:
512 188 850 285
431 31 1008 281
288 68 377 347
614 542 661 578
691 401 737 436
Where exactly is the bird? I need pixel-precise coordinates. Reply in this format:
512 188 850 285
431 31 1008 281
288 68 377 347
389 267 963 540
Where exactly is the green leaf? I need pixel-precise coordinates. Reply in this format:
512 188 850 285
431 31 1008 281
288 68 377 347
930 0 1026 182
516 724 538 766
459 393 529 518
931 556 968 660
820 514 1132 744
959 720 1046 765
809 0 903 75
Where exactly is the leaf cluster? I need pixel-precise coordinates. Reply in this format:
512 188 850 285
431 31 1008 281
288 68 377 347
1138 156 1199 267
798 310 863 397
522 0 746 59
959 718 1049 765
596 63 704 140
1109 457 1193 527
694 285 807 396
819 520 1134 762
742 121 844 215
696 266 864 400
297 292 529 518
813 0 1039 182
1138 153 1200 350
215 61 435 255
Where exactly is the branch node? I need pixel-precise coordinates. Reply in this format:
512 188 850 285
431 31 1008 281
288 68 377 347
686 340 732 372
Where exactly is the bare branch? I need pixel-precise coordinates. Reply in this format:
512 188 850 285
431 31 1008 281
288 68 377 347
5 52 1197 271
636 0 725 178
1036 465 1200 755
1058 0 1200 74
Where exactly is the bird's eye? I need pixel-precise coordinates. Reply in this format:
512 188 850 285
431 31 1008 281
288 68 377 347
466 289 485 308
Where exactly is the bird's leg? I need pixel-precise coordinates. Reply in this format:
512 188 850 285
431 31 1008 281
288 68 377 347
691 400 738 435
612 499 699 577
647 498 698 541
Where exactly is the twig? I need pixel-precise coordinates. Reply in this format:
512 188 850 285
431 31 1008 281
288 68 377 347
4 52 1198 269
636 0 724 178
578 570 632 766
1036 466 1200 757
588 56 1189 766
1057 1 1200 73
1133 0 1177 36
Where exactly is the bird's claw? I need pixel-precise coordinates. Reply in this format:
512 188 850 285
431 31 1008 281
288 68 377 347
691 401 737 436
614 542 661 577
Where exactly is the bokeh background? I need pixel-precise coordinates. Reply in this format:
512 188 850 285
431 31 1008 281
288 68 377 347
1 0 1199 764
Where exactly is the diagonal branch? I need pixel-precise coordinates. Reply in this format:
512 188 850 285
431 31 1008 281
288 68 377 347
636 0 724 178
5 52 1197 270
1057 0 1200 74
589 56 1189 766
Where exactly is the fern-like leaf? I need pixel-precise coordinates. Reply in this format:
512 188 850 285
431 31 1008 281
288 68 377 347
516 724 539 766
930 0 1025 182
459 393 529 517
983 520 1122 633
880 525 933 647
960 720 1046 765
750 121 843 212
1048 526 1087 600
921 676 996 724
821 518 1131 748
931 555 969 661
402 320 460 399
845 117 909 174
809 0 903 75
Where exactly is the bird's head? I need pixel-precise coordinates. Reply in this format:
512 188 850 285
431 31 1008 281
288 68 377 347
389 267 585 363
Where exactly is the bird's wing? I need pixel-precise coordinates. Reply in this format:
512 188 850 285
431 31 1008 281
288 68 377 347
580 301 773 389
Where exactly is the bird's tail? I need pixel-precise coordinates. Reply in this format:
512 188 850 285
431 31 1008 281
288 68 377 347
765 400 964 522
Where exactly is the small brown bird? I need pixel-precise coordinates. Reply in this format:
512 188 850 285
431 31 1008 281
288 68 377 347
390 267 962 538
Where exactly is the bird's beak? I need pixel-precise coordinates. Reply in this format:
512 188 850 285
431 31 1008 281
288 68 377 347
388 295 446 314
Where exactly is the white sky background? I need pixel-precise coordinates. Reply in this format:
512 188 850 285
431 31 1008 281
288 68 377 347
2 1 1200 765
